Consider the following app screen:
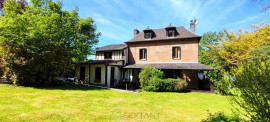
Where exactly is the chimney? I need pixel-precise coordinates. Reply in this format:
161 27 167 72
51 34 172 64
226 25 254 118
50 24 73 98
134 29 140 37
190 18 198 33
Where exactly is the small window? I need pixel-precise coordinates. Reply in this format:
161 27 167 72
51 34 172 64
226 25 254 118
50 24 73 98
104 52 112 59
168 30 173 37
145 32 151 39
139 48 147 60
172 47 180 59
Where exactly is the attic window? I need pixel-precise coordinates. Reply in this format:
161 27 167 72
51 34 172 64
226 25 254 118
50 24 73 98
145 32 151 39
167 29 175 37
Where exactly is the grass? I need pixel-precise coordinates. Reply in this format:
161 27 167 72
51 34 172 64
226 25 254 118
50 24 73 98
0 84 234 121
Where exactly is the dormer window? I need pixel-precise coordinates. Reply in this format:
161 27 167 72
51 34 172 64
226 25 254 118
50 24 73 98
143 26 153 39
168 30 174 37
166 23 176 37
145 32 151 39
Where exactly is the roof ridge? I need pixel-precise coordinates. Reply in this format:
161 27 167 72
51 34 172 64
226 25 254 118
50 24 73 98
151 26 184 31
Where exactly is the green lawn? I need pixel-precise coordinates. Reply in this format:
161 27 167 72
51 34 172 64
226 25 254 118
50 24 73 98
0 84 234 121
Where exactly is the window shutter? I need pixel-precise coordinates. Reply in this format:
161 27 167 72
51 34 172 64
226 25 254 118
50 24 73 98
172 47 175 59
140 49 142 59
145 49 147 59
179 47 181 59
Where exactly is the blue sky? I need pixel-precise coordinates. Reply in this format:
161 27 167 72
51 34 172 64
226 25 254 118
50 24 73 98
61 0 269 52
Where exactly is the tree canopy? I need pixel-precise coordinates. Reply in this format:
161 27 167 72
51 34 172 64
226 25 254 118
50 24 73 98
218 24 270 67
0 0 100 85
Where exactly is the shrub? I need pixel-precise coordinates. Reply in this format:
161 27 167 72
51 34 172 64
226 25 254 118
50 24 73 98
225 60 270 121
174 80 188 92
139 67 187 92
143 77 187 92
139 66 164 89
202 112 240 122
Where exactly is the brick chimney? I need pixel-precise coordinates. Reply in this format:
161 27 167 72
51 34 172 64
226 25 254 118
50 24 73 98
190 22 195 33
134 29 140 37
190 18 198 33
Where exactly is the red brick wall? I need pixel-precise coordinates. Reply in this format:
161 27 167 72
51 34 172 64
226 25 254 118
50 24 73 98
127 38 199 64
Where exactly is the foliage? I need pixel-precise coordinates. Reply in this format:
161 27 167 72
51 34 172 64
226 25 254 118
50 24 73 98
143 77 187 92
202 112 240 122
0 0 100 86
0 0 27 15
138 66 164 89
200 24 270 94
247 43 270 62
218 24 270 67
139 67 187 92
199 32 227 94
225 60 270 121
173 79 188 92
252 0 270 12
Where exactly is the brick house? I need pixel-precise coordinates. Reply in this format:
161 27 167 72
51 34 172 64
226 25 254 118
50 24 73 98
75 21 213 89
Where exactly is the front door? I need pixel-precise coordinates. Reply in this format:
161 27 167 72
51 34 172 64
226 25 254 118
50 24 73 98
80 67 86 82
110 67 115 86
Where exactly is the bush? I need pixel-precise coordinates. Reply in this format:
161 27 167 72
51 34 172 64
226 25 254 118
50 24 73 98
139 66 164 89
139 67 187 92
202 112 240 122
174 80 188 92
225 60 270 121
143 77 187 92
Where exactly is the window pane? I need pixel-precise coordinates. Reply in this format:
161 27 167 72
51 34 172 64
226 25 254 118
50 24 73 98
168 30 173 37
172 47 180 59
140 49 147 59
145 32 150 39
105 52 112 59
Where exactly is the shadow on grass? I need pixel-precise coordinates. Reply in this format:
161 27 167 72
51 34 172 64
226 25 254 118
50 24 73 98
34 84 109 91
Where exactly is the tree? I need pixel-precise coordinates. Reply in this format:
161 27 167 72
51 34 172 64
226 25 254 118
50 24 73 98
247 43 270 62
225 60 270 121
0 0 27 15
252 0 270 12
199 32 228 94
0 0 100 85
218 24 270 67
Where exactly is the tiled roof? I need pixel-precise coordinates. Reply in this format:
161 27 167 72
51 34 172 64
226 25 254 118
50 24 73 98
143 26 152 31
127 26 200 43
165 23 176 29
79 60 121 64
96 44 127 51
123 63 215 70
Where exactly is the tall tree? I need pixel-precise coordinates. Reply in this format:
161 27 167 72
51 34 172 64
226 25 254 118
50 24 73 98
199 32 229 94
0 0 100 85
218 24 270 67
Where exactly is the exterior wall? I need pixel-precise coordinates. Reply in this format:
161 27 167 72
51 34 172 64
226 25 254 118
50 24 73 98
75 64 90 84
181 70 198 89
124 48 129 65
96 52 104 60
112 51 123 60
127 38 199 64
90 64 106 84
